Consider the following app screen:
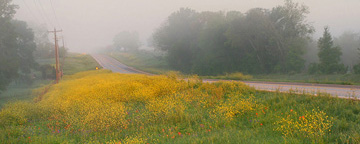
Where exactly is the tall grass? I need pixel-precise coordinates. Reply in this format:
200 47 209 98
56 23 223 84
0 70 359 143
109 51 171 74
203 72 253 80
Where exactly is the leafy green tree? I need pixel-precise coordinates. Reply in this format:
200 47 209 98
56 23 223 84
0 0 37 90
153 1 313 75
265 0 313 73
153 8 201 73
225 0 313 74
0 0 18 90
12 20 37 73
191 12 232 75
317 27 346 74
353 48 360 74
31 24 55 58
113 31 141 52
334 32 360 68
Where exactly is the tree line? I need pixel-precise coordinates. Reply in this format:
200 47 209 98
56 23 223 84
0 0 37 90
152 0 360 75
0 0 66 91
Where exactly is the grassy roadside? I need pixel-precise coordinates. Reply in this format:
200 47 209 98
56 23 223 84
109 51 360 85
0 53 100 109
0 70 359 143
62 53 101 75
108 51 171 74
251 74 360 85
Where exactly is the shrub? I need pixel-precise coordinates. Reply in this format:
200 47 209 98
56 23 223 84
353 63 360 74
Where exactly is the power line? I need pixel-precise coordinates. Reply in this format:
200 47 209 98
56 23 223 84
30 0 49 28
49 0 62 29
21 0 40 23
38 0 52 23
35 0 54 28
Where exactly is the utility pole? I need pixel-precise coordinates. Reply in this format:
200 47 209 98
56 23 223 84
60 36 66 78
48 28 62 84
61 37 65 49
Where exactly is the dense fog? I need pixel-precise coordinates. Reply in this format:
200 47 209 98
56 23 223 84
12 0 360 53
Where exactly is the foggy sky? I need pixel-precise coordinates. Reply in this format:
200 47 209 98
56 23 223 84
12 0 360 53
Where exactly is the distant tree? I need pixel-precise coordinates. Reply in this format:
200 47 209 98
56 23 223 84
153 1 313 75
113 31 141 51
31 24 55 58
12 20 37 73
225 0 313 74
192 11 232 75
334 32 360 68
267 0 313 73
30 23 68 59
352 47 360 74
317 27 346 74
153 8 201 73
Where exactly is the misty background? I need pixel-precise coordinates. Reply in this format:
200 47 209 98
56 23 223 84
12 0 360 53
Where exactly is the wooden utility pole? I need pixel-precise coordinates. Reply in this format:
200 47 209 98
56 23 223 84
60 36 66 78
48 28 62 84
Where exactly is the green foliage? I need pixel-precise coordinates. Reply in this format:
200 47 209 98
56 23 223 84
153 8 201 73
0 1 37 91
153 0 313 75
203 72 253 81
316 27 346 74
335 32 360 68
354 64 360 74
353 48 360 74
39 64 56 80
308 63 320 74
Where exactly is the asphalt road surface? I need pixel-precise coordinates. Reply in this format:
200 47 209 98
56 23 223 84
92 54 360 99
92 54 151 74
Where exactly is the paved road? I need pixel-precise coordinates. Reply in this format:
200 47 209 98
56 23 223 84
92 54 360 99
92 54 151 74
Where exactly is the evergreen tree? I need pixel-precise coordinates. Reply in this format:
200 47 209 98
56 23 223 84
317 27 346 74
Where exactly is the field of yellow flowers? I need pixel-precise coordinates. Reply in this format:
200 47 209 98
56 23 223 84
0 70 359 143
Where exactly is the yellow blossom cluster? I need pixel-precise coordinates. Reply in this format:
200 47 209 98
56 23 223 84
0 69 258 142
210 93 257 121
274 108 333 142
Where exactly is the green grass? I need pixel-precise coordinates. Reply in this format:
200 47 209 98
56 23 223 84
0 71 359 143
62 53 102 75
0 58 55 109
0 80 51 109
202 72 253 81
251 74 360 85
108 51 171 74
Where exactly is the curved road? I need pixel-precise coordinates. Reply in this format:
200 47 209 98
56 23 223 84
92 54 360 99
92 54 151 75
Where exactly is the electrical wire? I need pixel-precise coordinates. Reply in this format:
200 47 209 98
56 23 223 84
49 0 62 29
35 0 54 28
34 0 55 26
21 0 40 24
31 0 52 29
